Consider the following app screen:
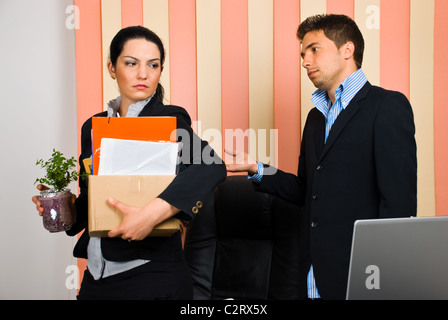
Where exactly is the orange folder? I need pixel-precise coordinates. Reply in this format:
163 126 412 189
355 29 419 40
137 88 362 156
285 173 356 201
91 117 177 175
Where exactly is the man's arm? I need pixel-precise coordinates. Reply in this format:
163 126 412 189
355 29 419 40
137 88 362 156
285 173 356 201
374 91 417 218
226 150 306 207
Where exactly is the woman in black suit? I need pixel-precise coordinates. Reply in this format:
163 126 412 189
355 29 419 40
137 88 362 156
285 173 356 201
32 26 226 299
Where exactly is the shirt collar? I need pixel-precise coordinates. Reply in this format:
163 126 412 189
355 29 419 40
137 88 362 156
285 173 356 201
107 94 153 118
311 68 368 115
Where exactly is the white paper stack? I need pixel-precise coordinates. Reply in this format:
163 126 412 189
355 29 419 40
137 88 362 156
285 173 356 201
98 138 182 175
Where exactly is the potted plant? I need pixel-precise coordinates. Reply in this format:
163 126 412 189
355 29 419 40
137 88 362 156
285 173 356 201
35 149 85 232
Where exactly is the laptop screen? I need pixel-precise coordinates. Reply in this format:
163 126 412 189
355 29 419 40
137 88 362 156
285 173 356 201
346 217 448 300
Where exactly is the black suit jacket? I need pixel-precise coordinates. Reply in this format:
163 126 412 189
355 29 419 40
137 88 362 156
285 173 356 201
68 97 226 262
255 82 417 299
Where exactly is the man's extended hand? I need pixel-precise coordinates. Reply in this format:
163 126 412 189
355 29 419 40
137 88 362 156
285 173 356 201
224 149 258 175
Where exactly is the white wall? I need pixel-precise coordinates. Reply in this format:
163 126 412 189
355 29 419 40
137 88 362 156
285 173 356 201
0 0 78 299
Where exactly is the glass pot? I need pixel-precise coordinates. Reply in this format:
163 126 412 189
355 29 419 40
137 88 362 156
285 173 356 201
39 189 76 232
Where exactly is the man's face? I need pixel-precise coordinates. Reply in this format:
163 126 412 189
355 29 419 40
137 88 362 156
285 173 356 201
300 30 347 94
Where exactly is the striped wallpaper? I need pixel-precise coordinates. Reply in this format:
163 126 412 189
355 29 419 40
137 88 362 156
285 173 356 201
74 0 448 220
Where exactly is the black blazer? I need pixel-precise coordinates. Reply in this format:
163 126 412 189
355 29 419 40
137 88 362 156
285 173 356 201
68 97 227 262
255 82 417 299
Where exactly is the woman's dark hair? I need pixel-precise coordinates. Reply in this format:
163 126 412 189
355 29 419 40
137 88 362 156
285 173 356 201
109 26 165 102
297 14 365 69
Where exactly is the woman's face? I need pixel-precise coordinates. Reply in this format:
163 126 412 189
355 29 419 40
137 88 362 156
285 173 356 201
108 38 163 107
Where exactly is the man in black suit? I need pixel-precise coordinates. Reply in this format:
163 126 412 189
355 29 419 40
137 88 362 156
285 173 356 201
227 14 417 300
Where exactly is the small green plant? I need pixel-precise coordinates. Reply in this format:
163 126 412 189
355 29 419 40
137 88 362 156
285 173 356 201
35 149 84 192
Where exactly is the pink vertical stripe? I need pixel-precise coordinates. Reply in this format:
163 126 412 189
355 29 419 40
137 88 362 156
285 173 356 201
74 0 103 290
434 0 448 216
121 0 143 27
221 0 249 157
380 0 410 99
274 0 301 174
74 0 103 139
169 0 198 121
326 0 354 18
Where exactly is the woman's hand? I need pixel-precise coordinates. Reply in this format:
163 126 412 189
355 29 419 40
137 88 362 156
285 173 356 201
107 197 180 241
31 184 49 216
224 149 258 175
32 184 77 217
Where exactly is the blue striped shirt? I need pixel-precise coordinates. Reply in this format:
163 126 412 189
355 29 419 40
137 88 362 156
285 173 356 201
307 68 367 298
248 161 264 183
312 68 368 142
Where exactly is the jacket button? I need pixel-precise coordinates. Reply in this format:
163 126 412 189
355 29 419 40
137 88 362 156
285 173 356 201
311 222 318 228
192 206 199 214
316 165 324 172
196 201 203 209
312 194 319 201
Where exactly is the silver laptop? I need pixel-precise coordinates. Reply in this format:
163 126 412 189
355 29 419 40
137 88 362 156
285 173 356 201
346 216 448 300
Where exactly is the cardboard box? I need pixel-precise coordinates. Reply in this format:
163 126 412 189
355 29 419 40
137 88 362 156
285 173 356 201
88 175 180 237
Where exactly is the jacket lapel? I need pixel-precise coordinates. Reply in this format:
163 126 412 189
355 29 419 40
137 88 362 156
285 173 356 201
318 82 371 161
139 97 161 116
313 113 326 159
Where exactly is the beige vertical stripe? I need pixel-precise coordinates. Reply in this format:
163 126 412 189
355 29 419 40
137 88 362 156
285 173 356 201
300 0 326 130
196 0 222 155
101 0 122 110
410 0 436 217
143 0 171 104
248 0 275 165
355 0 380 86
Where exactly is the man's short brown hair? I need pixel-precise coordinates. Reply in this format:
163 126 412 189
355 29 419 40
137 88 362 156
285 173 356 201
297 14 365 69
